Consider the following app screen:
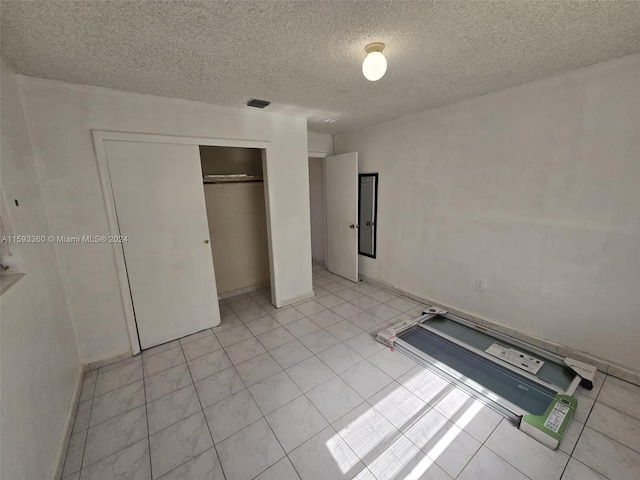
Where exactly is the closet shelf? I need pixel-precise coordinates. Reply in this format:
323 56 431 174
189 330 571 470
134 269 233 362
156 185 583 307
203 174 263 184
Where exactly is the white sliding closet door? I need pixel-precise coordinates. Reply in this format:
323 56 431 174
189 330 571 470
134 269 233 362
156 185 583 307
105 140 220 349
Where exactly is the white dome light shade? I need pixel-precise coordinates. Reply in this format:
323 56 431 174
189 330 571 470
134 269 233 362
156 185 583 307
362 43 387 81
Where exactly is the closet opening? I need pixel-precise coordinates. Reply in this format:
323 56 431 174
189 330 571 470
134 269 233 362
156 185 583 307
200 146 270 300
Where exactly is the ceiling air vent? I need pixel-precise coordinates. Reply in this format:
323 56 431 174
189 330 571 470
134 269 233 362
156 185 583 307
246 99 270 109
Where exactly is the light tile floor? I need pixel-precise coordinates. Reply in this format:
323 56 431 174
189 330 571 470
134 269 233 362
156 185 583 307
62 266 640 479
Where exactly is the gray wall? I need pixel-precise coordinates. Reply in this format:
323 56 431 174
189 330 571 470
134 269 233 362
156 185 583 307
335 54 640 371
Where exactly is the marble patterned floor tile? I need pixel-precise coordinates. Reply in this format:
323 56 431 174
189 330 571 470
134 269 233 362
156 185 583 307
179 329 214 346
560 458 607 480
334 288 362 302
145 364 192 402
234 352 282 386
236 305 269 323
306 376 364 423
397 365 452 404
212 313 244 333
312 276 333 287
298 330 341 354
323 282 347 294
317 343 364 374
484 419 569 480
325 320 364 341
62 430 87 477
285 318 321 338
182 334 222 362
349 296 382 311
339 360 393 399
187 349 232 382
598 379 640 421
159 447 224 480
194 366 246 408
227 297 259 313
330 302 362 320
333 402 402 465
72 399 92 433
285 356 335 392
143 340 180 359
294 300 327 317
315 294 347 309
457 446 527 480
90 380 145 426
343 332 386 358
79 438 150 480
203 389 262 444
368 382 430 432
288 426 365 480
216 418 285 480
384 296 420 312
573 394 595 423
215 324 254 348
254 457 300 480
369 349 419 380
367 304 402 321
404 408 481 478
256 327 296 350
573 426 640 480
95 360 143 396
352 283 378 295
271 307 306 325
586 401 640 451
225 336 267 365
269 340 313 369
147 384 201 435
97 356 141 375
143 347 186 377
149 411 213 479
307 309 343 328
83 405 147 468
367 289 398 303
248 370 302 414
80 373 98 402
365 434 451 480
347 311 386 331
245 316 281 336
265 395 328 453
432 387 503 443
558 416 584 455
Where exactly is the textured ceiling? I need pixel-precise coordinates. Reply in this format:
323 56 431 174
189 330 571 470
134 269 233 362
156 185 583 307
2 1 640 134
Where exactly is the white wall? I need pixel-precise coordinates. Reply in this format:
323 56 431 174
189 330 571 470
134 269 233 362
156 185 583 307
18 77 312 363
335 54 640 371
204 182 271 294
308 158 326 265
307 131 333 157
1 58 80 480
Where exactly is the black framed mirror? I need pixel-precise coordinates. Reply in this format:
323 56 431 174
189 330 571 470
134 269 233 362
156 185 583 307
358 173 378 258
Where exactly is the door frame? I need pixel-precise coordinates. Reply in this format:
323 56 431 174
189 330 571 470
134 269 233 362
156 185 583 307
308 150 328 267
93 131 273 355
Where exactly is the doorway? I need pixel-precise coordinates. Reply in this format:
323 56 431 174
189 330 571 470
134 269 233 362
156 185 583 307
201 146 270 298
308 157 326 266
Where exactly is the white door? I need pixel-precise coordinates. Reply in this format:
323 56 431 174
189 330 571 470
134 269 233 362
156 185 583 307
105 140 220 349
325 152 359 282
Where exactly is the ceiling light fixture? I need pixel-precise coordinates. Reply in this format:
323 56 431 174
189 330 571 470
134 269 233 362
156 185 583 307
362 42 387 81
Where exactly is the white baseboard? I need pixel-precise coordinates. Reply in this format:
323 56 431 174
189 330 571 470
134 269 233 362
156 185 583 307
50 367 83 480
277 290 315 308
359 273 640 387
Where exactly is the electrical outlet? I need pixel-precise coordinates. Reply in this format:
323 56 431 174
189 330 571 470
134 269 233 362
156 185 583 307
475 279 486 291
